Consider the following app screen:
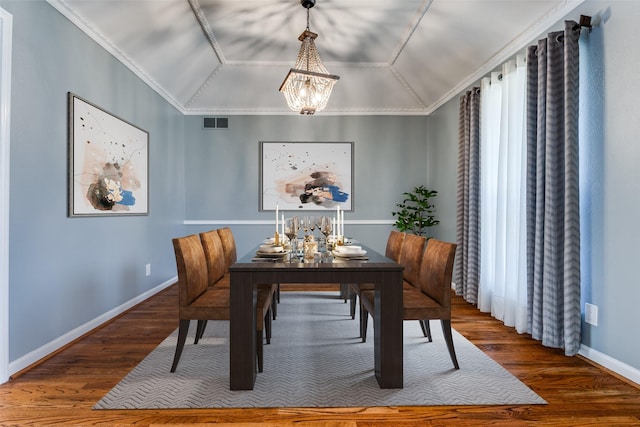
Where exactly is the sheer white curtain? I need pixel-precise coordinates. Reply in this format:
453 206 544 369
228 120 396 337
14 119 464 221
479 55 528 333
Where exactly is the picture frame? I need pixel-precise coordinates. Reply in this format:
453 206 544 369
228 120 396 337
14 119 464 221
260 141 353 212
68 92 149 217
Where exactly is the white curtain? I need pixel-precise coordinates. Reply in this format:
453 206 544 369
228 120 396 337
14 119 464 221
479 55 528 333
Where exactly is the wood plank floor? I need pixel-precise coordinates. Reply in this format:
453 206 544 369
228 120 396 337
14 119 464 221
1 283 639 426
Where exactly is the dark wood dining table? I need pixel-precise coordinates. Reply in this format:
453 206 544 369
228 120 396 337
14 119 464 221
229 242 404 390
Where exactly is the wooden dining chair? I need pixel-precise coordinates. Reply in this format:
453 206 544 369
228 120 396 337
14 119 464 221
194 229 230 344
217 227 237 267
360 238 460 370
354 233 426 339
200 229 227 288
216 227 278 372
199 228 275 353
171 233 274 373
348 230 406 319
216 227 278 318
170 234 231 373
399 233 427 290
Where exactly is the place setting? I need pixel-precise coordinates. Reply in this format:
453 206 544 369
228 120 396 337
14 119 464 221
332 244 368 261
253 242 288 261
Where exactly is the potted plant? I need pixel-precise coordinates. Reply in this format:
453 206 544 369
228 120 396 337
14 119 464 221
392 185 440 237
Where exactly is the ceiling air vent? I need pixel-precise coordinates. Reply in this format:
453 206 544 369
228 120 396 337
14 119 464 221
203 117 229 129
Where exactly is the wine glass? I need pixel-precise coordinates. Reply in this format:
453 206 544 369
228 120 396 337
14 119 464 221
302 216 310 238
309 216 317 240
320 216 332 252
285 217 300 261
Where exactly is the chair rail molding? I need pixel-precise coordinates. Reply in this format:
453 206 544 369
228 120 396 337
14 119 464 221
184 219 395 225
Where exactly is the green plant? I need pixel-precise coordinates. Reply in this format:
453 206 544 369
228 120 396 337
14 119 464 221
392 185 440 236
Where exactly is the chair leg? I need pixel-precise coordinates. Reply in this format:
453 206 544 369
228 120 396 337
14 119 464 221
419 320 432 342
441 319 460 369
170 319 190 373
256 330 264 373
271 295 278 320
350 292 357 319
195 320 207 342
276 283 280 303
360 305 369 343
265 308 272 344
194 320 206 344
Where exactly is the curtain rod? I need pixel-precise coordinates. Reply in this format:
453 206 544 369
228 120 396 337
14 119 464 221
577 15 592 33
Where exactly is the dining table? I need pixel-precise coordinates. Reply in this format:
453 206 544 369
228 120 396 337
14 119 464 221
229 240 404 390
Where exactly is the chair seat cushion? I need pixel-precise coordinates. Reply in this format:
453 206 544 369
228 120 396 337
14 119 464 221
213 274 231 288
402 289 450 320
350 280 413 295
403 279 417 290
180 287 230 319
349 283 375 294
360 288 450 320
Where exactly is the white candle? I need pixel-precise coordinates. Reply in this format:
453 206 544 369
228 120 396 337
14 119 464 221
332 217 336 238
336 206 340 237
275 203 279 233
341 210 345 238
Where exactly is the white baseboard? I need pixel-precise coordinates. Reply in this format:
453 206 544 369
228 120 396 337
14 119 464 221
451 281 640 387
7 277 176 378
579 344 640 387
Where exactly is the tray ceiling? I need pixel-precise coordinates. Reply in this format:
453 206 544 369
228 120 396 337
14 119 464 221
48 0 585 115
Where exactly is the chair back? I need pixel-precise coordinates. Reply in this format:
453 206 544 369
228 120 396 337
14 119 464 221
418 238 457 308
400 233 426 287
173 234 209 308
217 227 237 272
199 230 226 285
385 230 405 262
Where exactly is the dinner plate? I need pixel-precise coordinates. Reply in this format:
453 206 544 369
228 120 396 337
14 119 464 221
332 249 367 258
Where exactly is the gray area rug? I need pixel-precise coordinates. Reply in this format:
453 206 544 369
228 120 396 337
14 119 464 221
95 291 546 409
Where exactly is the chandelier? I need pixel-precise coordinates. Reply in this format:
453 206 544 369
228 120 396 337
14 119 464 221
279 0 339 115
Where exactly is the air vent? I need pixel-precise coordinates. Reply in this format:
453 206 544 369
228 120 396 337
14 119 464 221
216 117 228 128
203 117 229 129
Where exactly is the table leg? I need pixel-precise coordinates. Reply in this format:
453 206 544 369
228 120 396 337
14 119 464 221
230 272 257 390
374 270 403 388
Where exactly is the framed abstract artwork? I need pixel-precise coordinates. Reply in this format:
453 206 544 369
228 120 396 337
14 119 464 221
67 93 149 217
260 141 353 211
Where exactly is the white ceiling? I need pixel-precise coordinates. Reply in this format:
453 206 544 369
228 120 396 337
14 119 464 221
47 0 585 115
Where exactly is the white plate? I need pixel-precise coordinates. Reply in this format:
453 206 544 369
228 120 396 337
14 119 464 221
258 244 284 253
332 249 367 258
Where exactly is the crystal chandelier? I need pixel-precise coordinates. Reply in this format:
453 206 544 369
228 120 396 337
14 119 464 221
279 0 339 115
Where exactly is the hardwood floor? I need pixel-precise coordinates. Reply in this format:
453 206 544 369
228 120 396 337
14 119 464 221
1 284 639 426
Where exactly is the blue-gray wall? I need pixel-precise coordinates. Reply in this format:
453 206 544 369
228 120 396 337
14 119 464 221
574 0 640 372
182 115 431 256
4 0 640 383
5 0 185 362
